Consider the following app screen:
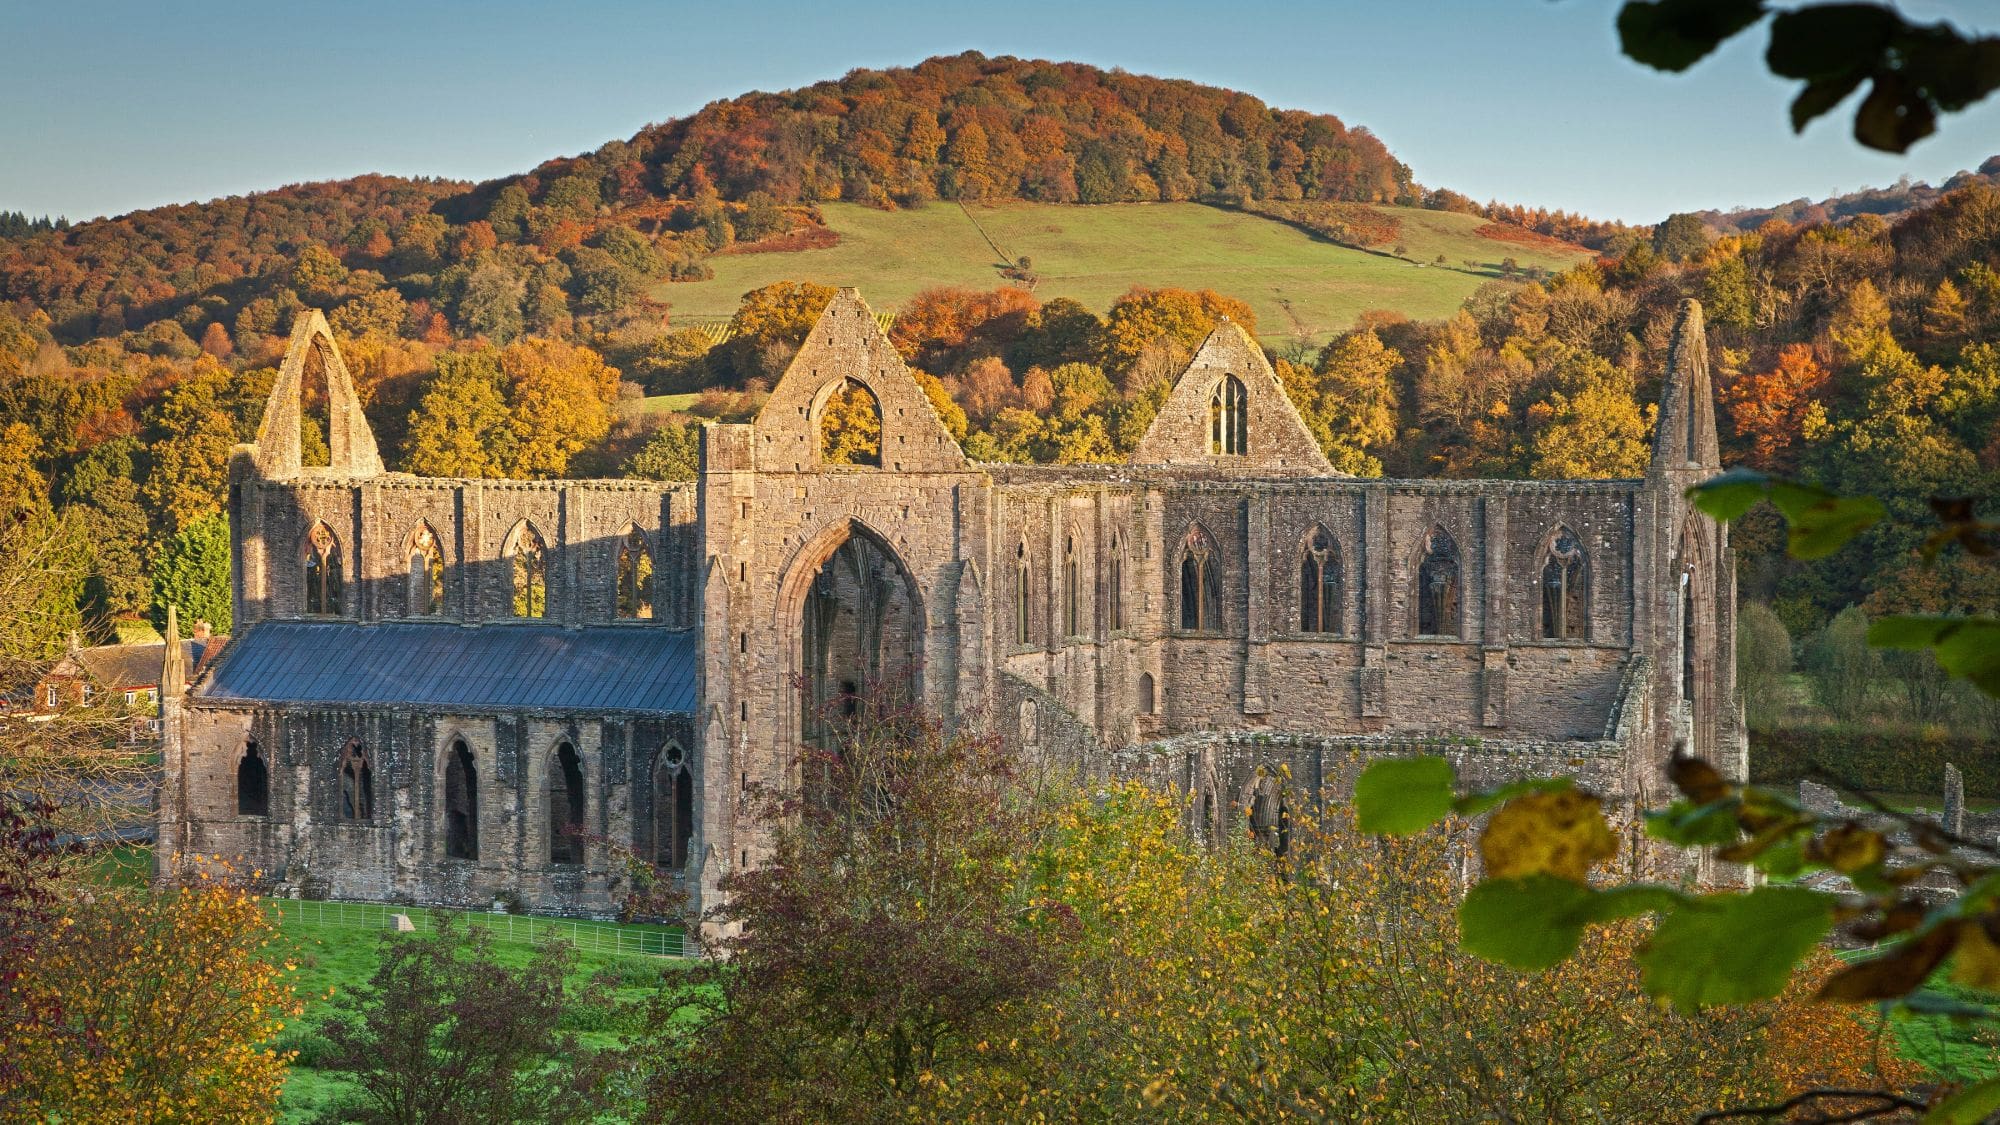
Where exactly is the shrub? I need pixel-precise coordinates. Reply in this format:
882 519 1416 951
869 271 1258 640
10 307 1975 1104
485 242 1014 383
1750 725 2000 797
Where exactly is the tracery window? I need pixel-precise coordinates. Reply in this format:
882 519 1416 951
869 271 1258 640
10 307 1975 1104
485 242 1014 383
549 742 584 865
444 739 478 860
1415 527 1462 638
1209 374 1248 456
653 743 693 871
1299 527 1343 634
1540 528 1587 640
507 522 548 619
338 742 373 821
407 524 444 616
617 526 655 620
304 522 344 616
1179 529 1222 632
236 742 268 817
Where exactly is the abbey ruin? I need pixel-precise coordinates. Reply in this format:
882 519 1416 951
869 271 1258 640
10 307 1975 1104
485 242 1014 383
157 291 1741 917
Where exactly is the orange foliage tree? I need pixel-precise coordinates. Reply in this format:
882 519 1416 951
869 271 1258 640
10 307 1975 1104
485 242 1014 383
1722 342 1831 470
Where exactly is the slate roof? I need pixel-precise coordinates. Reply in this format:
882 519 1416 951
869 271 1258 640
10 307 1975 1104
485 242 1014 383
198 622 697 714
70 641 213 690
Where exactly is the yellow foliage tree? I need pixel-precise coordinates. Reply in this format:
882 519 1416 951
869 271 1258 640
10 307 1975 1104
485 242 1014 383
819 380 882 466
500 337 620 478
1 873 302 1121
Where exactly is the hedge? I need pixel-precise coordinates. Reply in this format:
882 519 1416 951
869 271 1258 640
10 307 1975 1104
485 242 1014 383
1750 727 2000 799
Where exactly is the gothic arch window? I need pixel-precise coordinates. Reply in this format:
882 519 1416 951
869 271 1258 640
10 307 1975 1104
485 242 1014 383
1414 527 1462 638
819 378 883 467
1015 541 1032 645
303 522 344 616
406 524 445 616
617 526 655 620
1179 527 1222 632
1299 527 1343 634
505 521 548 619
549 742 584 865
1209 374 1248 456
443 739 478 860
1682 568 1697 704
1540 528 1588 640
1138 671 1156 715
236 742 268 817
337 741 373 821
1107 534 1125 631
653 744 692 871
1062 533 1082 637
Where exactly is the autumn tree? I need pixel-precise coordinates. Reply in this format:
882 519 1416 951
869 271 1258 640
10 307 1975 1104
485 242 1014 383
142 356 240 530
1525 354 1654 479
1721 343 1830 470
721 281 836 380
0 873 302 1122
1305 327 1402 475
624 420 702 482
1098 286 1256 377
500 337 620 477
403 351 515 477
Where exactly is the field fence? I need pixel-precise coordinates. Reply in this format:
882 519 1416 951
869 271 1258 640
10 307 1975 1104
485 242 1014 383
270 898 695 959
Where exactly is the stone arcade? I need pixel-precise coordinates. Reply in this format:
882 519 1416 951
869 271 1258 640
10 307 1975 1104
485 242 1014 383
157 291 1742 917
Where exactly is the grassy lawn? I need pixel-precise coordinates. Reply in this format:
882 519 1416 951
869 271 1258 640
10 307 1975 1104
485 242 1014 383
652 201 1591 345
268 904 688 1121
629 391 701 417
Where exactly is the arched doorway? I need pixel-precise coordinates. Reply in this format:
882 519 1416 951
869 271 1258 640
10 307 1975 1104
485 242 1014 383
792 522 924 749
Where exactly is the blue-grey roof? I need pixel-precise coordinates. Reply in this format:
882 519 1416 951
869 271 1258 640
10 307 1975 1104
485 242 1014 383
199 622 697 714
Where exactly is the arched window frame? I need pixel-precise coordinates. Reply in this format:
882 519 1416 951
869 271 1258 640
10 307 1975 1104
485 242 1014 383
236 741 269 817
1299 526 1344 634
548 742 584 865
652 742 693 871
817 378 884 468
1014 541 1032 646
1107 533 1125 632
617 525 655 620
337 741 373 821
406 523 445 617
1209 374 1248 456
1539 527 1588 641
1178 526 1223 633
1137 671 1156 715
303 521 344 616
1062 533 1082 638
505 521 549 619
444 738 478 861
1414 526 1463 638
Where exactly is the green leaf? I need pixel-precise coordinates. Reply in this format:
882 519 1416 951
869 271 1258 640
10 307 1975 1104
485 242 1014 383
1766 479 1885 559
1617 0 1767 72
1752 838 1806 879
1686 468 1770 522
1354 756 1455 835
1639 886 1834 1008
1871 616 2000 699
1589 884 1688 922
1459 876 1599 970
1765 4 1897 78
1453 776 1574 817
1645 799 1742 846
1927 1074 2000 1124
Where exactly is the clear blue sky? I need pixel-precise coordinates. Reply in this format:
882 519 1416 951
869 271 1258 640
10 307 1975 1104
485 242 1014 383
4 0 1997 225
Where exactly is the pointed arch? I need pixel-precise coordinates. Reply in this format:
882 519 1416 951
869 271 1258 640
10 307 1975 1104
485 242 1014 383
1299 525 1343 634
652 742 692 871
1015 539 1032 645
548 741 584 865
1106 532 1125 632
444 738 478 860
503 520 549 619
1062 530 1084 637
236 741 268 817
617 524 655 620
337 740 372 821
817 377 883 467
302 520 344 616
1178 524 1223 632
1414 526 1462 638
1137 671 1156 715
405 522 445 616
1209 374 1248 456
1539 526 1588 640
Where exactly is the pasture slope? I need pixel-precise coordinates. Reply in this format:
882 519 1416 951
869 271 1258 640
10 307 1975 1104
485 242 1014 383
652 201 1594 344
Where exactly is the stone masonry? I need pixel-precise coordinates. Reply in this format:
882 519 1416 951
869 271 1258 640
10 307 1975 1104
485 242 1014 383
158 292 1742 918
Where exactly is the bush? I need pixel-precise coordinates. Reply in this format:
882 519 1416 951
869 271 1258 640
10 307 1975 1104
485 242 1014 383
1737 601 1793 728
1749 725 2000 797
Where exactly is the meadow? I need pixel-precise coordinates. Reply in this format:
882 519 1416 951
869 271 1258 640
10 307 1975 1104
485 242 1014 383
650 201 1593 344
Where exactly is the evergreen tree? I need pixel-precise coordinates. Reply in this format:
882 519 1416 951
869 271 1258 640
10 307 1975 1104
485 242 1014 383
149 513 231 637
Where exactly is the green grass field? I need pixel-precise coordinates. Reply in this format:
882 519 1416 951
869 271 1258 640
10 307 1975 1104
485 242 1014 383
652 201 1591 344
630 391 700 417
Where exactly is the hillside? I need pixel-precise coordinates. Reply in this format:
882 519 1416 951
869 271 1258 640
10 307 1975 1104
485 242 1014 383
1693 155 2000 234
654 201 1590 341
